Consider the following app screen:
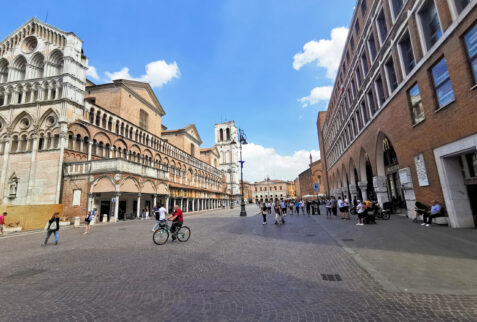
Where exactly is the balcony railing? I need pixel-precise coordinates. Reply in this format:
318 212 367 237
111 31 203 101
64 158 169 180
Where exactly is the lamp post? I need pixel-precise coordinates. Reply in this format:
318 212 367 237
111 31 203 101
238 128 247 216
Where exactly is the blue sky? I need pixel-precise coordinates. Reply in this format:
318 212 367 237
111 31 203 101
1 0 355 181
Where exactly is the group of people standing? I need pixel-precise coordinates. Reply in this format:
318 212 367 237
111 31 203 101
259 199 322 225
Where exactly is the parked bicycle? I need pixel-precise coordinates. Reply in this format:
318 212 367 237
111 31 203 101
153 221 191 245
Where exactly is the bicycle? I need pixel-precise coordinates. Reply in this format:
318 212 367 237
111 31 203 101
153 221 191 245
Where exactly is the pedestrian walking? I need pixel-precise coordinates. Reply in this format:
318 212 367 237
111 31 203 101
344 197 350 220
43 212 60 245
274 201 284 225
288 201 294 214
300 200 305 214
266 202 272 215
295 200 300 214
0 211 7 236
338 197 345 219
261 203 268 225
306 201 311 215
331 196 338 217
326 199 332 217
153 204 167 231
145 206 150 220
280 200 287 216
356 200 365 226
84 210 94 234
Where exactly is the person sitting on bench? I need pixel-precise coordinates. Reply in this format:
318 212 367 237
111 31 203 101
422 200 441 227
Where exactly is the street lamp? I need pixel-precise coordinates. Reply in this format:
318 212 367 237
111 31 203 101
229 139 237 209
238 128 247 216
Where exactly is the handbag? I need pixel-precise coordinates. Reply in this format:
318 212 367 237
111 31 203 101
49 221 57 231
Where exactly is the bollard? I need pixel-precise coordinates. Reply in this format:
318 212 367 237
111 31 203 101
102 215 108 223
74 217 81 228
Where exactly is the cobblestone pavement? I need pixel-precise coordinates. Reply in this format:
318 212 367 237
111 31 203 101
0 205 476 321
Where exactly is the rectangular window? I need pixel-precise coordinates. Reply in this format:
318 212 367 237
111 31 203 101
464 23 477 84
418 0 443 51
376 9 388 44
389 0 404 20
408 83 425 124
355 20 360 35
375 76 386 106
361 0 367 14
72 189 81 206
368 34 377 61
350 36 355 50
351 118 357 136
361 52 369 75
453 0 470 16
139 109 149 130
398 32 416 75
348 124 353 141
351 79 357 98
385 57 398 92
356 67 362 87
367 89 377 116
356 110 363 130
346 51 350 63
431 58 455 108
361 101 369 124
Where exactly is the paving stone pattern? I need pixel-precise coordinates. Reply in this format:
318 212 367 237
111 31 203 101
0 205 476 321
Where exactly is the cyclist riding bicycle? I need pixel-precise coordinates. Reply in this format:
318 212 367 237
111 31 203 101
167 205 183 241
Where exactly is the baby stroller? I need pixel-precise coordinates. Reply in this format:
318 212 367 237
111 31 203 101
414 201 429 223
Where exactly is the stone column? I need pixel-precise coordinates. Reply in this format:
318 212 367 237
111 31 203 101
26 135 39 204
348 184 358 203
180 198 183 210
373 176 389 205
137 193 141 218
87 141 93 161
87 193 94 212
114 193 120 222
55 132 67 204
166 197 170 212
358 181 368 201
153 194 157 208
0 138 11 201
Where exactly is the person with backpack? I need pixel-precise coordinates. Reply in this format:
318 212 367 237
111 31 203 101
261 202 268 225
43 212 60 245
84 210 94 234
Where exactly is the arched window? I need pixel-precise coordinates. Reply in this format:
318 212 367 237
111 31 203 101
0 58 8 83
89 108 95 123
11 55 27 81
48 50 63 76
226 128 230 140
29 52 44 79
102 114 107 128
108 117 112 131
95 111 101 126
219 129 224 141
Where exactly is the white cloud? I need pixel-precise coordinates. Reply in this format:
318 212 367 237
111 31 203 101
293 27 348 79
105 60 180 88
86 65 99 80
299 85 333 107
242 143 320 183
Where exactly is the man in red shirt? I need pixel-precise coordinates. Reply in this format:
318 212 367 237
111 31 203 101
0 211 7 235
167 205 183 240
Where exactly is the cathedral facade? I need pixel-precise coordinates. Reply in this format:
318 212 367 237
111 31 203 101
0 18 229 227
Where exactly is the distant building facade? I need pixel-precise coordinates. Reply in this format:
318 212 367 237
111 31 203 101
252 180 292 203
295 159 326 199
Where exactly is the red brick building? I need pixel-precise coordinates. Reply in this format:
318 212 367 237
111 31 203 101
317 0 477 228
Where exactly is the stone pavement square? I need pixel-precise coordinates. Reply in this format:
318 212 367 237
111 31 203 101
0 205 476 321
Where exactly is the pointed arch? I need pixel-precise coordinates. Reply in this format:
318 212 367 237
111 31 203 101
29 52 44 79
119 176 140 193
